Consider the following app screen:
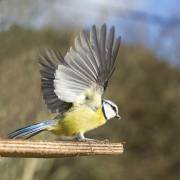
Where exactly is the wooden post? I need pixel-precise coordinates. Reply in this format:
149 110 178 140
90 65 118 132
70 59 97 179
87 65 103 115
0 140 124 158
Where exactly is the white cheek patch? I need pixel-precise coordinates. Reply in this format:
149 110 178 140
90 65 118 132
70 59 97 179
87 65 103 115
103 103 116 120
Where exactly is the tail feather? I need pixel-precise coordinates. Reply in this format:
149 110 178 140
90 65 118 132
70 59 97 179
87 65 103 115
8 120 56 139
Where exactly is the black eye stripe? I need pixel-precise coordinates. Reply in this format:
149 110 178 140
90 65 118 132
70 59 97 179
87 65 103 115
111 105 117 112
103 99 118 115
103 100 117 112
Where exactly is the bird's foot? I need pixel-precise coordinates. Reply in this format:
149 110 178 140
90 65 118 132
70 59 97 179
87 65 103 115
82 138 110 143
75 137 98 142
75 133 100 142
75 133 109 143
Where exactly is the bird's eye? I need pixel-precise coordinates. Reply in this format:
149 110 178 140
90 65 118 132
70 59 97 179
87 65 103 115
85 96 90 100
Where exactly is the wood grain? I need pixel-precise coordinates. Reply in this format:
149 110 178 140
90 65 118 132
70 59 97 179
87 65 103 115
0 140 124 158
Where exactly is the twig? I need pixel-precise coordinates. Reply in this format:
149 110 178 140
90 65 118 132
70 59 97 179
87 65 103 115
0 140 124 158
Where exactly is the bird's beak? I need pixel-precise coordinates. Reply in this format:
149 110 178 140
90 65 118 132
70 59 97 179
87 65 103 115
116 114 121 120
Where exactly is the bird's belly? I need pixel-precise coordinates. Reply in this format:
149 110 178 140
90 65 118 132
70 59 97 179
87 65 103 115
52 107 106 136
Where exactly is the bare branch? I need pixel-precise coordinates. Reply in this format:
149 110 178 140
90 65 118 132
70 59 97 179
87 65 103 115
0 140 124 158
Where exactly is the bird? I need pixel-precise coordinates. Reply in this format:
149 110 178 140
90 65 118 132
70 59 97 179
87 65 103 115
8 24 121 141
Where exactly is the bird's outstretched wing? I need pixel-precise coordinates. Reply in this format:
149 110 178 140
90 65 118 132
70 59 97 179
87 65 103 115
39 24 121 112
39 50 72 113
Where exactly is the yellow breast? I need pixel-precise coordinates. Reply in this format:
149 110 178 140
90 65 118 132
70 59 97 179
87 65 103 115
51 105 106 136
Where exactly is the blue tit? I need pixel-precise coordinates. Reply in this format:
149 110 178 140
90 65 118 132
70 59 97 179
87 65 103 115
8 24 121 141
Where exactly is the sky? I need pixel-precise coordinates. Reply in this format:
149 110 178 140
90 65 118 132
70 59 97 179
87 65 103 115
0 0 179 65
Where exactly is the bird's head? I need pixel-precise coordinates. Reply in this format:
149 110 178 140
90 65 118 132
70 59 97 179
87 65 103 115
102 99 121 120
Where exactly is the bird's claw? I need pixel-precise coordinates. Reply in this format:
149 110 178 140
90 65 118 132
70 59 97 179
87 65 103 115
75 137 98 142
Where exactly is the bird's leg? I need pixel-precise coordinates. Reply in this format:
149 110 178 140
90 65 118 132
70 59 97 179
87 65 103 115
75 133 99 142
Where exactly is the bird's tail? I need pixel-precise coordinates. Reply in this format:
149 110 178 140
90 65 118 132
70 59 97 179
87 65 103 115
8 120 56 139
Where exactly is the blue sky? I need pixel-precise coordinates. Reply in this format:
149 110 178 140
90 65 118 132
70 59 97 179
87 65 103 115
0 0 179 65
113 0 180 65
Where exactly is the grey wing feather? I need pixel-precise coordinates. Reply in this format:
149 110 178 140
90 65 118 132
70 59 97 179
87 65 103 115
54 24 121 103
39 49 72 113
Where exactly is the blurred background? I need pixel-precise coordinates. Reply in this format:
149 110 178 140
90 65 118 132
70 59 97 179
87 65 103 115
0 0 180 180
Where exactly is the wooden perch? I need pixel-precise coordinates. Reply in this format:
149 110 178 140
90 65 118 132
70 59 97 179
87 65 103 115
0 140 124 158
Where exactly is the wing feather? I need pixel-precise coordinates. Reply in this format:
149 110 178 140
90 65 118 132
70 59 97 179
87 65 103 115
100 24 106 73
39 50 72 113
75 36 99 77
40 24 121 107
106 26 115 70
